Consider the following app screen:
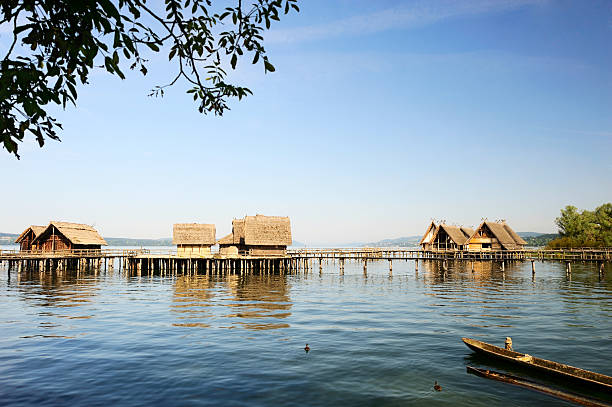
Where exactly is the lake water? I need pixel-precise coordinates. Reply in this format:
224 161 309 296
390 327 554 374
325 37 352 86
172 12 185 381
0 250 611 406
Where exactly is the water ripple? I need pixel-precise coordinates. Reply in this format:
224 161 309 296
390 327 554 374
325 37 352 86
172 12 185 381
0 260 610 406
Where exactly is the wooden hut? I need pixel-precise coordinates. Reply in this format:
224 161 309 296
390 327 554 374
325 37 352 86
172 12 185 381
218 215 292 256
429 224 474 251
15 225 46 251
419 221 437 250
31 222 107 252
466 221 526 251
173 223 216 257
217 230 239 256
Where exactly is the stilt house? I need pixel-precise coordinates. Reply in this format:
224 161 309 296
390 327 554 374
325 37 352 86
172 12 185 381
466 221 526 251
173 223 216 257
15 225 46 251
218 215 292 256
31 222 107 251
429 224 474 251
419 221 437 250
217 227 240 256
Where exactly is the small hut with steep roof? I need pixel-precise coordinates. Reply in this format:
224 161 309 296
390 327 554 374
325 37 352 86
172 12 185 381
419 221 438 250
15 225 46 251
429 224 474 251
218 215 292 256
32 222 107 252
173 223 216 257
217 229 238 256
466 221 526 251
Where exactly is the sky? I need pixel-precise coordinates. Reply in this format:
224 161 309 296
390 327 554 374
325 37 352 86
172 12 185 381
1 0 611 243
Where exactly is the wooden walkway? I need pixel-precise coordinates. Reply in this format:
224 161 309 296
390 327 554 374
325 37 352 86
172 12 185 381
0 247 610 275
287 248 612 262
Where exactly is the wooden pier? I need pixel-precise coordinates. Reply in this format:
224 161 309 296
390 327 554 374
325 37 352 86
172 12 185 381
1 247 610 275
288 247 612 262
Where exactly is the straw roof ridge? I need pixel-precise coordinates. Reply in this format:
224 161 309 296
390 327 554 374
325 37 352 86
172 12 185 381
173 223 216 245
33 221 107 246
15 225 46 243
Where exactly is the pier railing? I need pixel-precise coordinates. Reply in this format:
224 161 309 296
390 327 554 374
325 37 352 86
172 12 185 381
288 248 612 261
0 248 151 259
1 247 611 262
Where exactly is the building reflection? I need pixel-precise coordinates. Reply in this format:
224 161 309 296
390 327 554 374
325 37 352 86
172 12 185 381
7 271 101 338
171 274 292 331
416 260 523 329
11 270 101 310
417 259 521 284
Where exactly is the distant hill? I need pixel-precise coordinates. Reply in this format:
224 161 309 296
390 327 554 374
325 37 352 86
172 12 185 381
103 237 173 246
517 232 550 238
362 236 421 247
0 232 18 245
520 233 559 247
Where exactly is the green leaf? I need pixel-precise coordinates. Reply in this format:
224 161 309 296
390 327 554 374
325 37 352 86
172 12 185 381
99 0 121 20
113 30 121 48
264 60 275 72
66 82 77 99
146 42 160 52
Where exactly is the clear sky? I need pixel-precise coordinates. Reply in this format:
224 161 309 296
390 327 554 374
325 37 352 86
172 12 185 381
1 0 611 243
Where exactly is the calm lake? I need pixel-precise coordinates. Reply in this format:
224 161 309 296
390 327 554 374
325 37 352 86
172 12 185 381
1 247 611 406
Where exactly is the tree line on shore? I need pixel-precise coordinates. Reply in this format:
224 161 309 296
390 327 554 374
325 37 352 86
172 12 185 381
547 203 612 248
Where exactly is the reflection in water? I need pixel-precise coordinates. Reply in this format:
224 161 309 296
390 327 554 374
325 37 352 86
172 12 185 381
0 259 611 407
172 274 292 330
5 271 102 339
415 260 612 331
13 271 100 313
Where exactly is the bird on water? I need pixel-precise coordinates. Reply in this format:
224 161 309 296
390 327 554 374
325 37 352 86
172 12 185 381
433 381 442 391
304 344 310 353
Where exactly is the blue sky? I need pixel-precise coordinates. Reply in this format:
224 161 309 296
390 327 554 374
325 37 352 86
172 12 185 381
1 0 611 243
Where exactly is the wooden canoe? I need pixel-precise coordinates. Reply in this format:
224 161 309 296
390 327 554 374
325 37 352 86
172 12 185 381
462 337 612 393
466 366 612 407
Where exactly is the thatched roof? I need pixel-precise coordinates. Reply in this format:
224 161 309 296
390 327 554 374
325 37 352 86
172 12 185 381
472 221 525 250
501 222 527 246
173 223 216 245
33 222 107 246
461 227 475 239
232 219 245 244
15 225 46 243
243 215 292 246
217 233 234 245
419 221 437 245
218 215 292 246
433 224 472 245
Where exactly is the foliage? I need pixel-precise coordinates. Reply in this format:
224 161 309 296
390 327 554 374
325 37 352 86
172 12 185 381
547 203 612 248
1 0 299 158
522 233 559 247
